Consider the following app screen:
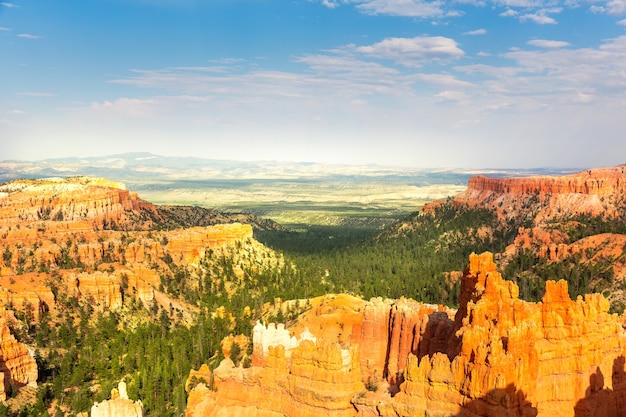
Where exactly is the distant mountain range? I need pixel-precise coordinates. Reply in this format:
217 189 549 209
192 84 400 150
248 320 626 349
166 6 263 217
0 152 581 185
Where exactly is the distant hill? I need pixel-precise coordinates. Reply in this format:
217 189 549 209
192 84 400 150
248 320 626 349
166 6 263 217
0 152 581 228
0 152 575 184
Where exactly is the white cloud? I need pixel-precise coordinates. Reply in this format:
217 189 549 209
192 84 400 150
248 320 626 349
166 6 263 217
415 73 475 87
519 12 557 24
574 92 594 103
18 33 40 39
499 9 518 17
355 0 445 17
492 0 541 6
8 110 25 115
314 0 447 17
527 39 571 48
455 0 485 5
90 98 159 117
355 36 464 65
0 2 18 7
464 28 487 35
607 0 626 14
0 27 11 31
445 9 464 17
434 90 469 102
499 6 561 23
454 35 626 111
618 18 626 24
321 0 341 8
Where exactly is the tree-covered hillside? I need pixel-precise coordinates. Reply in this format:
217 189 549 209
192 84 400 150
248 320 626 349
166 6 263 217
4 198 626 416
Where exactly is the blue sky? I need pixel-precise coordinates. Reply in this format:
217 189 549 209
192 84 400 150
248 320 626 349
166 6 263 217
1 0 626 168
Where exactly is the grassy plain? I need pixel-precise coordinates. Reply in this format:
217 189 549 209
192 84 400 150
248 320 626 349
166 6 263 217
131 179 467 228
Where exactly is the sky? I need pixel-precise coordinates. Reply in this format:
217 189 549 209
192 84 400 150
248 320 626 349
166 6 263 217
1 0 626 168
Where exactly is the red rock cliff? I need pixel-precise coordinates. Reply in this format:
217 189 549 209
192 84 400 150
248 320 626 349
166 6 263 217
186 252 626 417
0 177 159 234
443 165 626 222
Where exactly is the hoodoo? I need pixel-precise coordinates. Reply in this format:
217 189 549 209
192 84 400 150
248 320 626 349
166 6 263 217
186 252 626 417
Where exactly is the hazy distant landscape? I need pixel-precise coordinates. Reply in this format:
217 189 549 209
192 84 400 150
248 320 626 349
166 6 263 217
0 153 578 228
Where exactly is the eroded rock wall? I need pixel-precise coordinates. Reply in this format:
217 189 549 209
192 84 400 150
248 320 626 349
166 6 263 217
0 177 260 319
443 165 626 222
0 306 37 401
186 252 626 417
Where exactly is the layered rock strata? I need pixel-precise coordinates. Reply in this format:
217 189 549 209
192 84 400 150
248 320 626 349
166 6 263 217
0 177 158 234
187 252 626 417
0 177 273 319
440 165 626 222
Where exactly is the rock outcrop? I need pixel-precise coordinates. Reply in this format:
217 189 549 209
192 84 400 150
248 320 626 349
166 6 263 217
441 165 626 222
0 177 279 321
91 381 143 417
0 306 37 401
421 165 626 309
0 177 158 234
186 252 626 417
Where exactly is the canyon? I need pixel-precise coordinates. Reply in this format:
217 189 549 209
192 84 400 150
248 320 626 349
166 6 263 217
0 166 625 416
186 165 626 417
0 177 283 320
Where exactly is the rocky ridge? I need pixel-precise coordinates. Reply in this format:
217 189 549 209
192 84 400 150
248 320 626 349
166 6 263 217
417 165 626 309
444 165 626 223
186 252 626 417
0 177 285 320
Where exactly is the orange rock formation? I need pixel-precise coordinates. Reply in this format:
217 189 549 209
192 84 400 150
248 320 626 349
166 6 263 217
444 165 626 222
0 177 261 319
186 252 626 417
0 177 157 234
0 306 38 401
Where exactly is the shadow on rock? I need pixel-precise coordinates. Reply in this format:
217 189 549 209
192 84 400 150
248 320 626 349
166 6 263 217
574 355 626 417
455 384 538 417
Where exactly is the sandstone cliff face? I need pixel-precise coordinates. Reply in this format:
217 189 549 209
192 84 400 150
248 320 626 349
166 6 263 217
0 177 274 321
445 165 626 223
186 252 626 417
0 177 158 234
422 165 626 309
0 306 37 401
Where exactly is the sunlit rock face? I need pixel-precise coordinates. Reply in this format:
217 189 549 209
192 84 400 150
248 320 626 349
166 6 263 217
0 177 158 234
0 176 259 319
186 252 626 417
91 381 144 417
0 306 37 401
383 252 626 417
434 165 626 222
